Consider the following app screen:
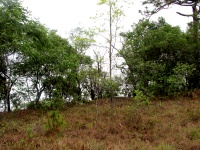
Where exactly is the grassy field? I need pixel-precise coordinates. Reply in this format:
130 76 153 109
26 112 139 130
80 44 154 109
0 94 200 150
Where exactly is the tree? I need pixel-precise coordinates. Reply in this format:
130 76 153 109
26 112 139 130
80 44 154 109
69 27 94 101
101 76 121 98
42 30 78 101
93 0 127 78
80 65 107 100
19 21 51 104
119 18 193 96
0 0 28 111
81 67 101 100
92 50 107 99
0 0 91 111
19 23 78 104
90 0 130 105
141 0 200 90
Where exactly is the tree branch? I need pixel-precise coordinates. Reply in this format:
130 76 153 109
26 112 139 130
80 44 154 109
174 0 194 6
141 0 198 18
176 12 193 17
91 43 109 49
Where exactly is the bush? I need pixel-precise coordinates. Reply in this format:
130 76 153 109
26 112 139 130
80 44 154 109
26 99 65 111
26 101 42 110
133 90 151 107
45 110 66 131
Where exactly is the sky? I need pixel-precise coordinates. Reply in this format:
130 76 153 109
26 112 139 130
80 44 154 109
22 0 193 38
21 0 194 74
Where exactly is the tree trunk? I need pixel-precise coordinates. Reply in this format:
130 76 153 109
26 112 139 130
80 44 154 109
6 89 11 112
109 1 114 107
0 55 9 111
0 76 6 101
35 89 44 104
109 0 112 79
188 4 200 90
90 89 95 100
77 86 81 101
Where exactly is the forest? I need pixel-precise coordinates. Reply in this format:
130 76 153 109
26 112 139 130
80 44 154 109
0 0 200 149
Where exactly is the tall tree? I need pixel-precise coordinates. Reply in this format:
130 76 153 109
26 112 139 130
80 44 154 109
69 27 94 101
141 0 200 89
120 18 193 96
80 50 108 100
94 0 126 78
0 0 28 111
19 22 78 104
91 0 130 105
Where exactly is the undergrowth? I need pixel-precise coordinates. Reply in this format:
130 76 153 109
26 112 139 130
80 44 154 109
0 96 200 150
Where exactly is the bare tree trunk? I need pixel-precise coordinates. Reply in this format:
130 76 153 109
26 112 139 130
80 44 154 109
192 4 198 47
36 90 43 104
189 3 200 90
109 0 112 79
109 1 113 106
6 88 11 112
0 54 7 111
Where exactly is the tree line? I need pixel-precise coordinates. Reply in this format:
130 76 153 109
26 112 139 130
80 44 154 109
0 0 199 112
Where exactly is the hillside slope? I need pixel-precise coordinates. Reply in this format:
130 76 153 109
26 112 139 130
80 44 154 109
0 96 200 150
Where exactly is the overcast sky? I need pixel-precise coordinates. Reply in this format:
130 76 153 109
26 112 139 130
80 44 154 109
21 0 194 75
22 0 193 38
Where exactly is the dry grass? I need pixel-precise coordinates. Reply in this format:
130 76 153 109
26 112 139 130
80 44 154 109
0 95 200 150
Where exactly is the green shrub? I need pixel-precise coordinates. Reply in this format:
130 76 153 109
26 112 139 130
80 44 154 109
45 110 66 131
188 128 200 140
27 99 64 111
133 90 151 107
26 101 42 110
26 126 33 138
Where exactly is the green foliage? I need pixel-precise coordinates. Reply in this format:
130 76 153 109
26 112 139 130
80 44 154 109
26 101 40 110
98 0 107 5
101 77 121 98
18 22 79 104
120 18 196 97
11 94 22 110
133 90 150 107
141 0 200 90
141 0 199 19
1 0 199 113
0 0 29 111
166 63 196 96
0 0 82 111
80 67 100 100
68 27 94 102
93 0 129 78
69 27 95 53
26 126 33 138
48 99 65 110
27 99 64 111
45 110 66 131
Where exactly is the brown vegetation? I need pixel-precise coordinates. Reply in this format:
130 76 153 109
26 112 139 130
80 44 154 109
0 95 200 150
